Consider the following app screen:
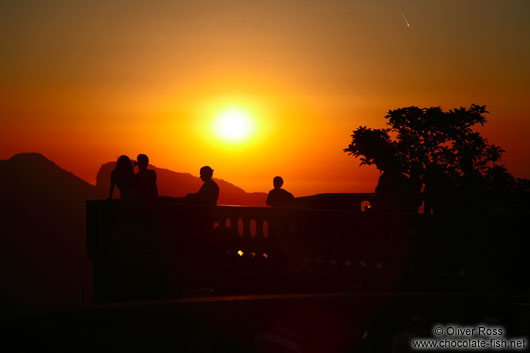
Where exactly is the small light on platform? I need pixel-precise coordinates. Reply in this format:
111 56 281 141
238 250 244 256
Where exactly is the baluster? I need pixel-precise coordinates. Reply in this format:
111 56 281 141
229 216 239 255
241 217 251 256
254 218 264 253
243 216 251 238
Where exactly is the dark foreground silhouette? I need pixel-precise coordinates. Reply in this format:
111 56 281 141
0 153 269 311
2 152 530 353
72 198 530 353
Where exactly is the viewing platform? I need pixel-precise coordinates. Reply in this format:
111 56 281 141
86 196 529 303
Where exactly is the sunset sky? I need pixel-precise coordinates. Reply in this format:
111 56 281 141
1 0 529 196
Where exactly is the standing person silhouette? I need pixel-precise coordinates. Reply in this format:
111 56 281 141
134 154 158 201
186 166 219 206
108 155 135 200
266 176 294 207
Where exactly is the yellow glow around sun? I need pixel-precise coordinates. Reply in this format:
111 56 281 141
213 107 255 143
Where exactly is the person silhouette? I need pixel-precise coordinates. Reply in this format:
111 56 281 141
406 167 422 213
108 155 135 200
134 154 158 201
456 156 487 213
374 155 409 212
266 176 294 207
423 164 454 215
186 166 219 206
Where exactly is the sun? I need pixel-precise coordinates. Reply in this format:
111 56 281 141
213 107 255 143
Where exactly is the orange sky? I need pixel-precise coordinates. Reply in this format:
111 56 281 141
1 0 529 196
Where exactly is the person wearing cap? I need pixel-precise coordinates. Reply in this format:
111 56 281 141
186 166 219 206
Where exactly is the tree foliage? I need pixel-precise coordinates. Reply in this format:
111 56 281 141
344 105 510 184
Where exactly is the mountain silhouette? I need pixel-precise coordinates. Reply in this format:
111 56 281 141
0 153 267 310
0 153 94 310
95 162 267 205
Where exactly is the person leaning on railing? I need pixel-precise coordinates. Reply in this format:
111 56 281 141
186 166 219 206
108 155 135 200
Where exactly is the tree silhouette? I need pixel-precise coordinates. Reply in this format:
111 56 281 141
344 105 509 185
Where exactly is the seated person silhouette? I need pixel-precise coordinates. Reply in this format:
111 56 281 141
266 176 294 207
186 166 219 206
134 154 158 201
374 155 409 212
456 156 487 214
406 168 422 213
109 155 135 200
423 164 455 215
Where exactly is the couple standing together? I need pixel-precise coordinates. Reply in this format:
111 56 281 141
109 154 158 201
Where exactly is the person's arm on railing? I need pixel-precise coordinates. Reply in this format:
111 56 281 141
108 183 115 200
108 172 116 200
153 170 158 198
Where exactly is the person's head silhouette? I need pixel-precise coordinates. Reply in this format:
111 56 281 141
200 166 214 181
376 152 400 173
116 155 132 171
137 154 149 171
273 176 284 190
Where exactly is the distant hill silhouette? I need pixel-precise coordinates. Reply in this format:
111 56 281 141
0 153 94 310
0 153 266 310
95 162 267 206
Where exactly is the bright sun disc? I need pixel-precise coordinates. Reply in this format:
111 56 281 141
213 107 255 143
